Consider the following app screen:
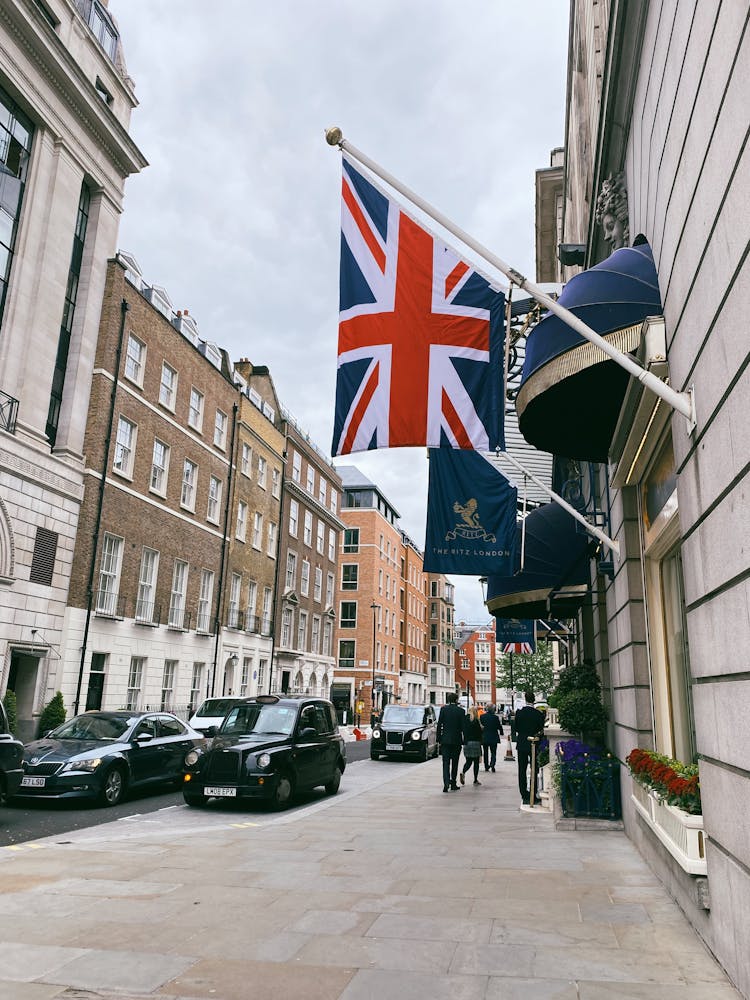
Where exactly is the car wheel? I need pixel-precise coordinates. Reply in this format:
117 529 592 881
272 771 294 810
183 790 207 807
98 765 126 807
418 743 428 763
325 766 342 795
370 751 380 761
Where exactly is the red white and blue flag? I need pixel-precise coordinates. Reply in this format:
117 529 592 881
333 156 505 456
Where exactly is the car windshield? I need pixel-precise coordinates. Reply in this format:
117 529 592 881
219 703 298 737
50 715 130 741
382 706 424 725
193 698 239 717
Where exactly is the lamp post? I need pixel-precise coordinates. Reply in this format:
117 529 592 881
370 601 380 725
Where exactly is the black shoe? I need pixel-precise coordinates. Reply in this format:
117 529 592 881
451 784 460 790
443 786 449 793
484 767 490 772
474 780 481 785
491 767 496 772
522 798 530 805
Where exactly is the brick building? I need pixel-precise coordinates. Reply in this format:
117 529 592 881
426 573 456 704
334 465 403 720
272 412 342 704
221 363 284 699
61 255 279 715
0 0 146 739
454 621 497 707
399 530 428 705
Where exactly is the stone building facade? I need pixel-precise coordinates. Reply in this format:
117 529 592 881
533 2 750 993
0 0 145 739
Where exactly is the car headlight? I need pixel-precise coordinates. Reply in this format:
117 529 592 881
185 749 203 767
372 728 382 739
61 757 102 773
410 729 423 741
256 752 271 769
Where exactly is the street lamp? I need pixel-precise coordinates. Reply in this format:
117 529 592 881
370 601 380 725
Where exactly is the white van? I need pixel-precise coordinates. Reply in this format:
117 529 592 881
188 697 246 734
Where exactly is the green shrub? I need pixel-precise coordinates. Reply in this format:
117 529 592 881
38 691 66 736
3 689 17 735
557 689 607 739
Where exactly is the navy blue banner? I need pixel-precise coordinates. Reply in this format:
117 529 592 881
423 449 516 575
494 617 536 653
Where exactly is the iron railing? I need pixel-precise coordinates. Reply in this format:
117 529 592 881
559 758 622 819
0 389 19 434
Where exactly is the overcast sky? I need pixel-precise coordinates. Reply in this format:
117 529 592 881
111 1 569 625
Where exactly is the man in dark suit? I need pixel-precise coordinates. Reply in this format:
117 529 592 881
436 692 465 792
514 691 545 805
480 704 503 772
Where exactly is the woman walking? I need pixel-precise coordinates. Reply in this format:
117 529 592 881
459 706 483 785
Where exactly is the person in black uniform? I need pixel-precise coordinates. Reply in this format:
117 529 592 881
436 692 465 792
513 691 545 804
480 703 503 772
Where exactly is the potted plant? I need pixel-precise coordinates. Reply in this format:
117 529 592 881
553 738 621 819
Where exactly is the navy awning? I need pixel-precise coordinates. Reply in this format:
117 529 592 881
516 239 662 462
485 502 595 620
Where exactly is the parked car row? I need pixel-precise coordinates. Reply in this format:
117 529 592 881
4 695 348 810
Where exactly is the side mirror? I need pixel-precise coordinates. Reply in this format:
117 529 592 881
134 732 153 743
298 727 317 740
205 726 218 738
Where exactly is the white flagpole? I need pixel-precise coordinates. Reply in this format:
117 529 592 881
326 128 696 433
497 448 619 555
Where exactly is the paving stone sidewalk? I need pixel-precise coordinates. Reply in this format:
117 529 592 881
0 755 740 1000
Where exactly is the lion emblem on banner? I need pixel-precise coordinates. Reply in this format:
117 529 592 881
447 498 496 542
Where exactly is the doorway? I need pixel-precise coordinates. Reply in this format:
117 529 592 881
8 650 41 742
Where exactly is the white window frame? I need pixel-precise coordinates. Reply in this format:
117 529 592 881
318 479 327 506
97 533 123 615
257 455 267 489
314 566 322 603
228 572 242 628
292 450 302 483
136 547 159 622
267 521 277 558
241 442 252 477
207 475 222 523
168 559 188 628
181 458 198 511
126 657 144 711
272 467 281 498
161 659 177 711
297 610 308 651
150 438 170 496
303 510 313 546
113 415 137 478
236 500 248 542
246 579 257 627
316 520 325 555
301 559 310 598
159 361 177 410
281 607 293 646
214 408 228 450
286 551 297 590
252 511 263 549
124 332 145 387
311 615 321 654
191 663 204 707
306 464 315 495
188 387 204 431
197 569 214 632
326 571 334 607
328 528 336 562
289 499 299 538
330 489 338 515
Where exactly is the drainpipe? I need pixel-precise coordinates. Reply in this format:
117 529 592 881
266 449 286 694
74 297 129 714
210 401 238 696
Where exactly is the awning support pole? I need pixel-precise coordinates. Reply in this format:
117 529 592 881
327 129 696 435
497 449 620 557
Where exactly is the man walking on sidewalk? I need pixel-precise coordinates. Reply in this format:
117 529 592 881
514 691 545 805
436 692 465 792
480 703 503 771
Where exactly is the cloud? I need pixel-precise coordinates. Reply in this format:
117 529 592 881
112 0 568 624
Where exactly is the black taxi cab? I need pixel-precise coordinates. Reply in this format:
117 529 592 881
182 695 346 809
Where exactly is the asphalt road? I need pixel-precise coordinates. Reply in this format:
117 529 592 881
0 737 374 847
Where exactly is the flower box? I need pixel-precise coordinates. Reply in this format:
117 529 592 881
630 779 706 875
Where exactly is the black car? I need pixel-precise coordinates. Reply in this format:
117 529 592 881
182 694 346 809
370 703 438 761
16 711 204 806
0 699 23 805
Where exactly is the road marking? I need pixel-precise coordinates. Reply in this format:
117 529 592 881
229 822 259 828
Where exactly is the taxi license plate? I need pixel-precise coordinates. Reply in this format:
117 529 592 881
21 776 46 787
386 744 401 751
204 785 236 797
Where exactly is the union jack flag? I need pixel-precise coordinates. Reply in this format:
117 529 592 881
502 642 535 655
332 156 505 456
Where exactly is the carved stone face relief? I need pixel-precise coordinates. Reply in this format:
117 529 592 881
595 172 629 250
